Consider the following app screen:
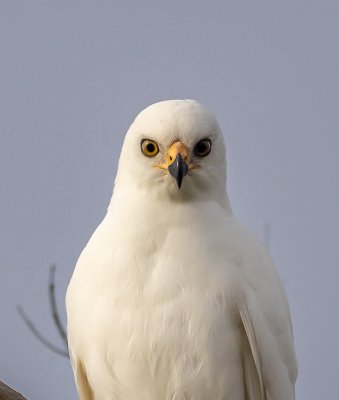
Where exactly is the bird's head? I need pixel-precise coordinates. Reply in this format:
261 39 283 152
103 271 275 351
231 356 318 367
114 100 230 208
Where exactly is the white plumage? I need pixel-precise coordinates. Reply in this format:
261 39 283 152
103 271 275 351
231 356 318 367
66 100 297 400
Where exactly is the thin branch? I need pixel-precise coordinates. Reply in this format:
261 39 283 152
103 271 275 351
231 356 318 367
17 264 69 358
48 264 68 347
17 305 69 358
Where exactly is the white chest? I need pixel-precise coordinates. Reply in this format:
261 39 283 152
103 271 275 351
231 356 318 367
68 205 245 399
82 243 243 399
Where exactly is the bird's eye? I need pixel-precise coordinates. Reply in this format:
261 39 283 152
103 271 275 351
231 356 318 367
141 139 159 157
194 138 212 157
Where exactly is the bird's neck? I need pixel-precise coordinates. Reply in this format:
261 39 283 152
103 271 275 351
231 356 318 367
108 185 232 217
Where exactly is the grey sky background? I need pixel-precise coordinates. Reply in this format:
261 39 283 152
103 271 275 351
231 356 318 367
0 1 338 399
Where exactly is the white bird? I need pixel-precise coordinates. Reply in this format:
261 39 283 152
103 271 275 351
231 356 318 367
66 99 297 400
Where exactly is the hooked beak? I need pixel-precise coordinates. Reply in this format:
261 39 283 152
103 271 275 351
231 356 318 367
165 141 189 189
168 154 189 189
154 141 191 188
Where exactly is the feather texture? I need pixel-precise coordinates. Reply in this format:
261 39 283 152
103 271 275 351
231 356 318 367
66 100 297 399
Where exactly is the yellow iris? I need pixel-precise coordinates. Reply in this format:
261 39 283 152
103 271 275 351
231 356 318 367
141 139 159 157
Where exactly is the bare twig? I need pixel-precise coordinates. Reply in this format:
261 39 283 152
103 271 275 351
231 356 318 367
17 265 69 358
48 264 68 347
17 305 69 358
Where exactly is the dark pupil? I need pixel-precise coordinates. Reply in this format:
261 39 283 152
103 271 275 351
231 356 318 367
146 143 155 153
196 141 208 154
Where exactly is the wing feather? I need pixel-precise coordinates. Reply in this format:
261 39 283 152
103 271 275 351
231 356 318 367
74 358 93 400
240 308 266 400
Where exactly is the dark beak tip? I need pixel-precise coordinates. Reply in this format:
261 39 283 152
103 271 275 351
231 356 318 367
168 154 189 189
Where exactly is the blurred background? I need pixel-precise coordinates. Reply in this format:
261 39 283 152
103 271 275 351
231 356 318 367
0 1 338 399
